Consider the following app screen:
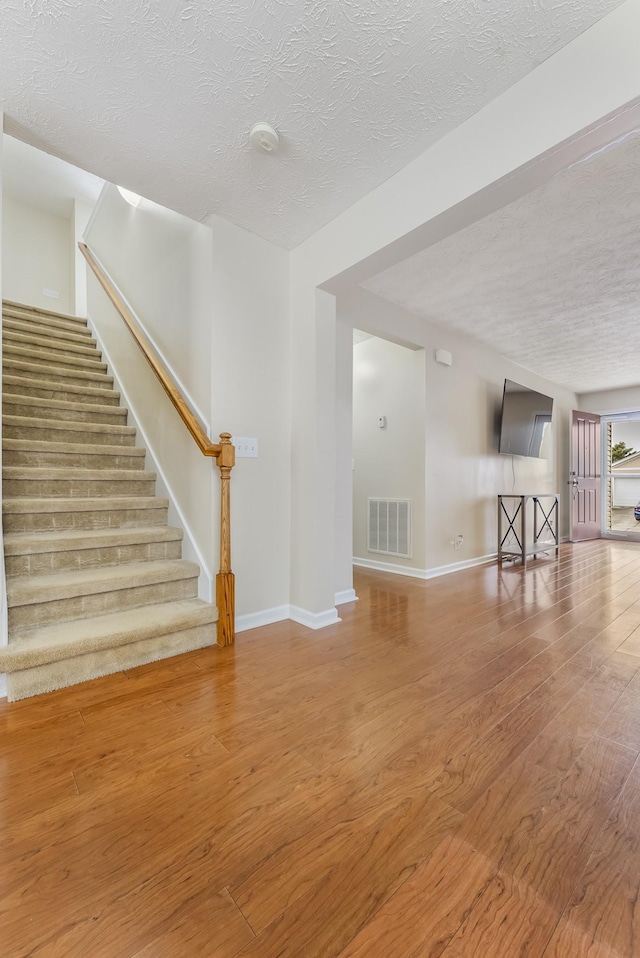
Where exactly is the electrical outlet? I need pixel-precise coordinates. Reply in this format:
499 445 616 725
42 288 60 300
454 534 464 551
232 437 258 458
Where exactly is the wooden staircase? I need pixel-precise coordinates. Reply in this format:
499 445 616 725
0 300 218 700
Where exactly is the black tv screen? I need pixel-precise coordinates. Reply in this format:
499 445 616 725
499 379 553 458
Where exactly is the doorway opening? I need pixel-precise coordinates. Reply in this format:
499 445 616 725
602 413 640 539
352 330 426 577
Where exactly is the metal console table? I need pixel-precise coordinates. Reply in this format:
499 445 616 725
498 494 559 567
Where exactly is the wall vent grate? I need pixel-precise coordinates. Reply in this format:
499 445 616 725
367 498 411 558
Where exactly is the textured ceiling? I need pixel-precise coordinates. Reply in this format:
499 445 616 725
362 133 640 395
0 0 626 248
2 134 103 218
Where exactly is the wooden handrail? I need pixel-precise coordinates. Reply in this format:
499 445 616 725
79 241 235 647
79 243 220 457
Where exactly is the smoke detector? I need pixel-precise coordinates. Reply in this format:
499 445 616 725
249 123 280 154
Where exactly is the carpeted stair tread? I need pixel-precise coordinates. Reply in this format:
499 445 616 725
2 495 168 515
3 343 108 372
3 466 156 482
3 315 89 337
3 357 113 386
3 303 89 326
7 559 200 607
2 373 120 405
2 437 145 457
2 437 146 469
3 414 136 440
2 438 144 455
2 502 169 533
2 316 95 345
3 526 184 578
5 523 182 578
2 467 156 500
0 598 217 673
3 393 128 421
1 301 216 700
2 311 90 336
3 298 90 325
3 526 183 556
2 469 157 499
2 329 102 360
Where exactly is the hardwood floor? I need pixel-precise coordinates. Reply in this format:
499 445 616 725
2 539 640 956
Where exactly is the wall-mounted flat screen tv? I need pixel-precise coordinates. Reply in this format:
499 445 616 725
499 379 553 458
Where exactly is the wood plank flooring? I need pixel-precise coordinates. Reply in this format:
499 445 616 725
2 539 640 956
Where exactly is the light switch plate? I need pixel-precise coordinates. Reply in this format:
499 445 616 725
233 437 258 458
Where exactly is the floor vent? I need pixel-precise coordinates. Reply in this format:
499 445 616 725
368 498 411 558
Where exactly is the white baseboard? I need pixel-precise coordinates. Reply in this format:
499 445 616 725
335 589 358 606
235 605 290 633
353 553 497 580
289 606 342 630
423 553 497 579
0 673 6 700
353 557 429 579
235 604 342 633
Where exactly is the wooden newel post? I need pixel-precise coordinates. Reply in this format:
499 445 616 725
216 433 235 647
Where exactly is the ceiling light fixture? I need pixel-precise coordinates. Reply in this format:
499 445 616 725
117 186 142 207
249 122 280 154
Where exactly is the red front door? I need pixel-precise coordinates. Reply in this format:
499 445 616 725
571 409 601 541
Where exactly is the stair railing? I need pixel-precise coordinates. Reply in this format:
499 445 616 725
78 242 235 647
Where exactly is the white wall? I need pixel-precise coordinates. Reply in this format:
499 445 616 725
85 185 212 420
85 190 291 622
85 185 216 597
85 269 216 597
2 194 72 313
578 387 640 416
352 336 426 571
335 311 356 601
206 213 291 623
339 288 576 573
71 199 93 315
